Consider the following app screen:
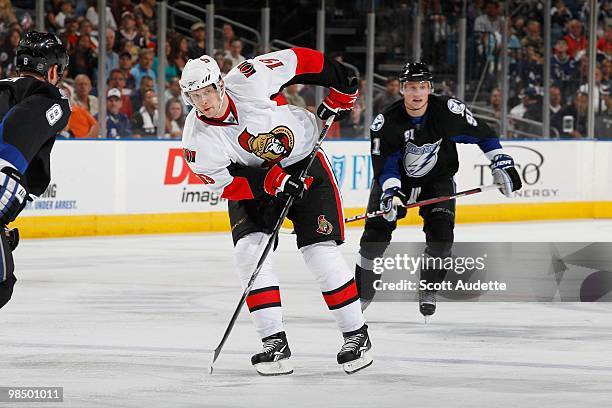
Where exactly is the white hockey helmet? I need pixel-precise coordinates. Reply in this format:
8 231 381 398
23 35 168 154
179 56 225 108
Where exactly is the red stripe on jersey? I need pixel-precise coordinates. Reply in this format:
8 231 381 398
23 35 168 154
221 177 255 201
196 94 239 126
291 47 324 76
317 151 345 241
322 279 359 310
247 286 281 312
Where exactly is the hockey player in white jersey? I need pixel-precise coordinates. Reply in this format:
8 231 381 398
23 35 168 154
180 47 372 375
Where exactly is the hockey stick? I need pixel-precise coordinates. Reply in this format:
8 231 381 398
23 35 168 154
209 116 335 374
344 183 501 223
278 183 500 234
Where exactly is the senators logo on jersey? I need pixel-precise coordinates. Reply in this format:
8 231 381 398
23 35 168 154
316 215 333 235
238 125 295 167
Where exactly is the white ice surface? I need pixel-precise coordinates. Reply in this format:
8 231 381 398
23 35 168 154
1 220 612 407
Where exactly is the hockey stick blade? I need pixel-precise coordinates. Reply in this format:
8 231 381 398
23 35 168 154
208 117 336 372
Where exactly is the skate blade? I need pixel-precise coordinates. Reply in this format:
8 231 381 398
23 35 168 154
342 351 373 374
254 358 294 376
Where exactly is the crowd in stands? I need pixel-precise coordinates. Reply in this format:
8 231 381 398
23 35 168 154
0 0 610 139
0 0 250 139
413 0 612 138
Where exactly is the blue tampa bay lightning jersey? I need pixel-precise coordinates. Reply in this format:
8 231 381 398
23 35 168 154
370 94 502 188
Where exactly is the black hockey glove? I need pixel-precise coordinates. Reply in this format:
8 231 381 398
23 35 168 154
491 154 522 197
0 167 29 226
263 164 313 200
379 186 416 222
5 227 19 251
317 81 359 121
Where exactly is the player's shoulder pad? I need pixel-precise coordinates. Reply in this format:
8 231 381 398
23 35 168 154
370 112 385 132
370 99 404 132
429 94 468 115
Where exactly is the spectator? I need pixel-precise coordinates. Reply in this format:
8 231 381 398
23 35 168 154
108 68 133 118
577 54 589 88
104 28 119 74
521 45 544 88
73 74 99 115
0 0 17 31
559 91 588 138
61 85 99 138
521 21 544 56
373 77 401 114
595 93 612 139
513 15 527 38
150 40 177 82
283 84 306 108
549 85 565 137
340 100 365 138
221 58 233 76
115 11 138 52
79 19 97 49
131 74 154 111
510 86 539 136
134 23 155 50
225 37 245 68
485 87 502 134
121 38 139 61
602 59 612 89
134 0 156 34
130 48 156 90
221 22 235 52
86 3 117 31
489 87 502 118
111 0 134 26
597 26 612 56
132 88 158 138
551 0 573 31
46 0 64 33
473 1 502 85
97 88 132 138
564 19 587 60
164 98 185 139
0 28 20 77
55 0 75 31
551 39 579 100
164 77 188 113
578 68 609 113
187 21 206 59
61 16 79 51
474 0 502 40
69 35 97 79
118 51 136 89
170 35 189 75
214 50 225 71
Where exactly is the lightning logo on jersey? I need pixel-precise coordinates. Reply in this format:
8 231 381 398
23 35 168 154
238 125 295 167
403 139 442 178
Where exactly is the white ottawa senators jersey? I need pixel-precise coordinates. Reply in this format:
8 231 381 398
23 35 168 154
181 48 326 199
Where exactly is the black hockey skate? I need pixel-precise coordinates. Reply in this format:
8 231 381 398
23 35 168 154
419 289 437 322
251 331 293 376
337 324 373 374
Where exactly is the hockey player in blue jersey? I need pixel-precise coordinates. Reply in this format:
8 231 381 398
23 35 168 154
355 62 522 317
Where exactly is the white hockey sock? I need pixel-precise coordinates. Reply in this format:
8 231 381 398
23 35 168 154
235 232 284 339
301 241 366 333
